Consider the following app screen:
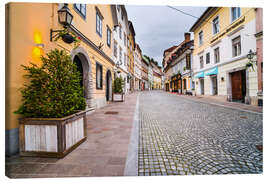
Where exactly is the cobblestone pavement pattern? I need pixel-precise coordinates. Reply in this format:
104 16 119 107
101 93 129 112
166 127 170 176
138 91 262 176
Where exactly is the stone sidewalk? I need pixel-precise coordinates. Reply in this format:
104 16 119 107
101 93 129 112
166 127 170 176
170 92 262 113
5 92 138 178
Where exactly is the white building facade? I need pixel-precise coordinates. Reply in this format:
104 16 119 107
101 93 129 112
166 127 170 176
112 5 129 94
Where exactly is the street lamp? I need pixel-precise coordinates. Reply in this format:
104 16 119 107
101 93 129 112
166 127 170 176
50 3 74 41
58 4 73 27
247 49 257 64
115 60 122 74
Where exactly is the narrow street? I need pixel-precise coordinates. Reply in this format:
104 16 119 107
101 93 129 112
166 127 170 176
138 91 262 175
6 91 263 177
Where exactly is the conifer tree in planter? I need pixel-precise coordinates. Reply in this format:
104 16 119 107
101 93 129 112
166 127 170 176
15 49 87 158
112 76 125 102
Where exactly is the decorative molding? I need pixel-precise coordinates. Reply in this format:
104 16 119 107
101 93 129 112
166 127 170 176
227 25 244 37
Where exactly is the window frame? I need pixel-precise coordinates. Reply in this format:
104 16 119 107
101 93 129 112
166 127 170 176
200 56 204 69
186 54 191 69
232 36 241 57
96 62 103 90
199 31 203 46
212 16 219 35
206 52 210 64
113 40 118 58
106 26 111 47
96 10 103 37
74 4 86 19
214 47 220 63
231 7 241 23
119 25 122 39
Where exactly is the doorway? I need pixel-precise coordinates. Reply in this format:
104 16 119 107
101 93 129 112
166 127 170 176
211 75 218 95
106 70 112 101
199 78 204 95
73 55 84 89
231 70 246 103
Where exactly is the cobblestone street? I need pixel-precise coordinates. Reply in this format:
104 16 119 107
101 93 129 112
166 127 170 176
138 91 263 176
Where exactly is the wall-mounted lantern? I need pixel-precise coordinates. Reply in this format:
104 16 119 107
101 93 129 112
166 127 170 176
247 49 257 64
50 3 74 42
115 60 122 74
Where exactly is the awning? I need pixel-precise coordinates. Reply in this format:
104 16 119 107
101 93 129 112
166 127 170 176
195 71 204 78
205 67 218 76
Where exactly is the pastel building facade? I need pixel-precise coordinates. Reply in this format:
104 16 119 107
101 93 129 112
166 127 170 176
190 7 258 105
134 43 142 90
5 3 120 155
112 5 129 94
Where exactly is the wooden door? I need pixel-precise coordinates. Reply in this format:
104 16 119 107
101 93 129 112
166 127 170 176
231 71 242 100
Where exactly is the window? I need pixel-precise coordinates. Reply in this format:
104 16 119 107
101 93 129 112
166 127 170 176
119 47 122 63
96 63 103 89
119 25 122 39
124 53 127 65
96 11 103 37
212 16 219 34
113 40 117 57
124 33 126 46
127 56 130 66
74 4 86 19
232 36 241 57
231 7 241 22
214 47 220 63
206 53 210 64
200 56 204 69
186 54 191 69
107 27 111 47
199 31 203 45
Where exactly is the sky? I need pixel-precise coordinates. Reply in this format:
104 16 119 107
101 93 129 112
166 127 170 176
125 5 207 67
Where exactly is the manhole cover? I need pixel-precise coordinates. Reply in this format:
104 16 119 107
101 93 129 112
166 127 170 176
256 145 263 152
104 111 118 115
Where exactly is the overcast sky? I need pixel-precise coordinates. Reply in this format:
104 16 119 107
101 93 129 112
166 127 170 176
125 5 207 66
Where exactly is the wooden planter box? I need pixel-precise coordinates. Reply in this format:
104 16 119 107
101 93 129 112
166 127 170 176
112 93 124 102
18 111 87 158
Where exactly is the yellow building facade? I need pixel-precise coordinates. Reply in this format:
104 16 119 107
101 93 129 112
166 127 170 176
127 21 136 92
190 7 258 104
6 3 117 155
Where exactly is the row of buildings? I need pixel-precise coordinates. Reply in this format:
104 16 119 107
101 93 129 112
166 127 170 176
163 7 263 106
5 3 162 156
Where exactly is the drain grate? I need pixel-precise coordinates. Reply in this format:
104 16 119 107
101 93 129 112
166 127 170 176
240 116 248 119
256 145 263 152
104 111 119 115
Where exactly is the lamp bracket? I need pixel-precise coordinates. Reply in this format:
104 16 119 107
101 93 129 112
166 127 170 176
50 29 64 42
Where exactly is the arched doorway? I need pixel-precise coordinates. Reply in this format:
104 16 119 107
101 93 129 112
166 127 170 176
70 47 92 108
106 70 112 101
73 55 84 89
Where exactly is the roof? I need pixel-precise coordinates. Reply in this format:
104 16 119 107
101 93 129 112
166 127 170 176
189 7 218 32
142 55 149 64
163 46 178 56
128 20 136 36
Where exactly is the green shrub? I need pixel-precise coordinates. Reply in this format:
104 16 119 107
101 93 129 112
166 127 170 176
14 49 86 118
113 76 124 94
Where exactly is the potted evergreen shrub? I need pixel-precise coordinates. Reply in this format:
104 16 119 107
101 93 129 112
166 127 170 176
15 49 87 158
112 76 125 102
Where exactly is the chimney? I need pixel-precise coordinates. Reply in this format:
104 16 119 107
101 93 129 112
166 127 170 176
184 32 190 42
